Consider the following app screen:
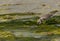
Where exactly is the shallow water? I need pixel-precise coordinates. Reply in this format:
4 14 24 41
4 29 60 41
0 0 60 41
0 0 60 15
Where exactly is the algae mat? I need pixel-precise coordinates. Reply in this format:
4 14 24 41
0 14 60 41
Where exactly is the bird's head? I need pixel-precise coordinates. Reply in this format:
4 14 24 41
50 10 58 14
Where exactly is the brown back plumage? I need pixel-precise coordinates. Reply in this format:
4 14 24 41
37 10 58 24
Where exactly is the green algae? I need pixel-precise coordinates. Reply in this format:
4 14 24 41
0 14 59 41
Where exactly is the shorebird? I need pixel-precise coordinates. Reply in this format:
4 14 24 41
37 10 58 24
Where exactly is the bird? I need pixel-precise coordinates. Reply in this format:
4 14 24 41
37 10 58 24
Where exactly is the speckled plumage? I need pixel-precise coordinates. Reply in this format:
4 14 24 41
37 10 58 24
